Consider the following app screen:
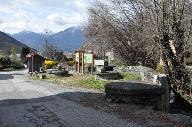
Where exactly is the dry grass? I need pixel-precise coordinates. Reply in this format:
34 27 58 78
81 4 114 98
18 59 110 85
45 74 109 91
29 72 141 91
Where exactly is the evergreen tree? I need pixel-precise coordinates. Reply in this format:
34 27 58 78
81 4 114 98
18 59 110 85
20 47 30 64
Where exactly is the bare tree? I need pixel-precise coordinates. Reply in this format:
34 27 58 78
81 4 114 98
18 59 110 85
42 43 64 62
86 0 192 105
86 0 161 68
153 0 192 106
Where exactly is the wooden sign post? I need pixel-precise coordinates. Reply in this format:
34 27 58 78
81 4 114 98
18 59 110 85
75 51 79 72
82 50 85 74
26 51 36 73
91 49 94 74
75 49 94 74
31 51 35 73
77 51 80 73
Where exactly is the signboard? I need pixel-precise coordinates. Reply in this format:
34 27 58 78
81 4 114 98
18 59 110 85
84 54 92 63
76 52 79 62
26 54 31 58
94 60 105 66
30 52 35 56
26 51 36 58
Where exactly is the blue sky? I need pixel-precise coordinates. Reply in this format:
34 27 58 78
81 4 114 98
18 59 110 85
0 0 91 33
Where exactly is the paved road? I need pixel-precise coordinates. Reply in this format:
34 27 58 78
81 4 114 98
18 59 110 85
0 70 139 127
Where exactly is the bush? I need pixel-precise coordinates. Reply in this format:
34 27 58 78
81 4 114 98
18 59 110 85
112 59 125 67
156 64 164 74
12 61 25 69
67 60 75 66
45 60 58 69
0 56 25 70
0 56 11 67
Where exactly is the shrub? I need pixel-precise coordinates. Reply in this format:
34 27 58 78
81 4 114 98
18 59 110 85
0 56 11 67
67 60 75 66
45 60 58 69
156 64 164 74
112 59 125 67
12 61 25 69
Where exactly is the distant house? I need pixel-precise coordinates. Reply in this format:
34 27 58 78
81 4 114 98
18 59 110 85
27 52 46 72
64 52 75 59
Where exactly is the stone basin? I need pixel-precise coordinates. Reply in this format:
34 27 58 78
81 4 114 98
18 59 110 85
105 81 167 111
105 81 165 96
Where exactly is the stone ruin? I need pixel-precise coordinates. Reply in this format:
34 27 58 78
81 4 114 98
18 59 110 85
114 66 155 82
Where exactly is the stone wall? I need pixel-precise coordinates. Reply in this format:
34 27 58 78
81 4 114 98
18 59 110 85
114 66 155 81
95 72 121 81
187 66 192 79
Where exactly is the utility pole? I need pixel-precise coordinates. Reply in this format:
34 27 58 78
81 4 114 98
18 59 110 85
91 48 94 75
45 31 48 58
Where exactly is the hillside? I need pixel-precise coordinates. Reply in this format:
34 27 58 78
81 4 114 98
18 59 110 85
13 31 45 51
0 31 27 54
13 26 85 51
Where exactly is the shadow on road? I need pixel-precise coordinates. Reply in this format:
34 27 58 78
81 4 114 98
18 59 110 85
0 74 14 80
0 91 105 107
0 91 191 127
0 91 107 127
12 73 25 76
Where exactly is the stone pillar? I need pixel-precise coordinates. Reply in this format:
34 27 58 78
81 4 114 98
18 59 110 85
158 74 169 113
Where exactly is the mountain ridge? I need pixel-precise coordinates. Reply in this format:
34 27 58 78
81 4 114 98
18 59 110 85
0 31 28 54
12 26 86 52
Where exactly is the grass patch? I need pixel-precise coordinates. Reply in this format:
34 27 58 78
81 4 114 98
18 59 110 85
120 72 141 80
44 74 109 91
77 77 109 91
29 72 141 91
0 67 15 71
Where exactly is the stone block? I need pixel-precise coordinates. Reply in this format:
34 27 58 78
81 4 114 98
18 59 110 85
105 81 167 111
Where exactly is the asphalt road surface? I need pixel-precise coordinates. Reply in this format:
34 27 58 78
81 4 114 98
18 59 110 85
0 70 139 127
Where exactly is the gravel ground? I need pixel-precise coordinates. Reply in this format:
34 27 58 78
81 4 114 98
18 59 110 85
58 91 192 127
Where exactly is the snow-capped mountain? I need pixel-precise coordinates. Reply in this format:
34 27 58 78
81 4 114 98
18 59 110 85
12 26 85 51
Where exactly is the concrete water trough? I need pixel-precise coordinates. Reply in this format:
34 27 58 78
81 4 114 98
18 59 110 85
105 80 169 112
